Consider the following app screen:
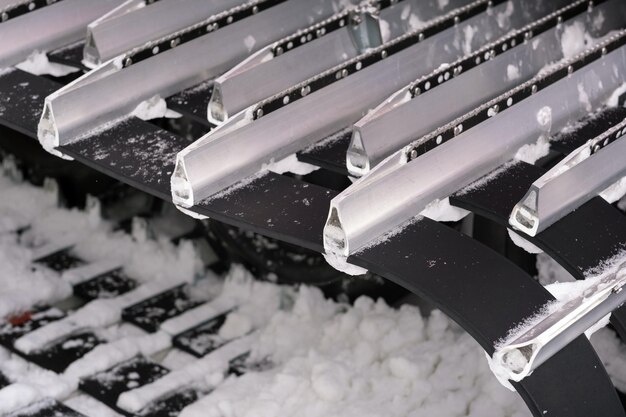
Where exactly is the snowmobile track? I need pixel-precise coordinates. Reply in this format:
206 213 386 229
1 0 626 416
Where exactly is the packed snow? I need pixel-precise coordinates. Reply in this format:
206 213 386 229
15 51 79 78
560 21 594 60
1 161 626 417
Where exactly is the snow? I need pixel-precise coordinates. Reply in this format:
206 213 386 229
322 251 368 276
131 95 181 120
265 154 319 176
495 1 514 30
3 153 626 416
244 35 256 52
607 83 626 107
601 176 626 204
506 64 520 81
507 230 543 254
560 21 593 60
65 394 123 417
462 25 476 56
578 84 594 114
63 331 172 380
14 278 187 354
117 335 257 413
489 251 626 388
420 197 470 222
179 291 529 417
0 348 76 414
535 253 576 286
15 51 79 77
513 107 551 164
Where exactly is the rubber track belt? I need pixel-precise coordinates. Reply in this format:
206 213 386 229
350 217 626 417
0 69 625 417
47 42 87 71
296 130 351 176
450 161 626 339
165 82 215 127
0 69 60 138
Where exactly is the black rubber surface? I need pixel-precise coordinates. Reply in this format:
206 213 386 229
80 356 170 417
0 69 60 138
34 249 85 272
351 217 626 417
551 106 626 155
59 117 193 201
73 270 138 301
173 311 230 358
47 42 88 70
0 307 66 347
450 161 626 338
26 331 101 373
122 284 203 333
0 370 10 389
297 131 351 175
166 82 214 127
194 173 337 253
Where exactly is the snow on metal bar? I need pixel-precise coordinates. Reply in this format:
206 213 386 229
83 0 245 67
323 37 626 259
0 0 125 69
250 0 510 120
346 0 619 176
209 0 479 124
209 27 363 125
492 262 626 383
121 0 291 68
171 0 533 208
38 0 354 157
510 122 626 237
402 30 626 162
0 0 65 23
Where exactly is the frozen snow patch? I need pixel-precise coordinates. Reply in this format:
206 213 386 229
420 197 470 222
265 154 319 176
132 95 181 120
323 251 367 276
16 51 79 77
508 230 543 254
